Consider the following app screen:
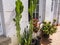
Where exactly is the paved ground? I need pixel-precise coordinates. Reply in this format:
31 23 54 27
41 26 60 45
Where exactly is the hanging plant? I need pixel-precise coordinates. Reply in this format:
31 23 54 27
13 0 24 44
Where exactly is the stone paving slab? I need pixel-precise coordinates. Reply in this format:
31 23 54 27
50 26 60 45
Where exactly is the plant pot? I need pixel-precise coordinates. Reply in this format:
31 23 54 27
36 36 41 45
31 36 41 45
42 34 49 38
35 39 41 45
31 39 36 45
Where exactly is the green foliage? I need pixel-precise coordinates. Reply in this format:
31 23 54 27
33 19 39 32
28 0 38 16
21 28 32 45
13 0 24 44
41 20 57 35
28 0 38 43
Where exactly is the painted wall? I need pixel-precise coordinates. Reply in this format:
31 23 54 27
0 0 6 35
2 0 28 45
39 0 54 23
39 0 46 23
45 0 53 22
0 13 3 35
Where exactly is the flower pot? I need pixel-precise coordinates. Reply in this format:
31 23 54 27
41 30 49 38
42 34 49 38
36 36 41 45
31 39 36 45
31 36 41 45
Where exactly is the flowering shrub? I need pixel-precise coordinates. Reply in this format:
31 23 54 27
33 19 40 33
33 19 38 27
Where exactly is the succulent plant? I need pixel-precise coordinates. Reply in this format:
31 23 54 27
41 21 57 35
13 0 24 44
28 0 38 44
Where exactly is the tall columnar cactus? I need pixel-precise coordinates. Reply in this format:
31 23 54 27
28 0 38 44
13 0 24 44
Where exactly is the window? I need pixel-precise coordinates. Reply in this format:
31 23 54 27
28 0 39 21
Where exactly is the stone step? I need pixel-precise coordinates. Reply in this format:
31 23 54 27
0 36 11 45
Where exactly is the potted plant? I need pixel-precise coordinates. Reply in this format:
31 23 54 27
41 19 57 38
13 0 24 45
32 19 41 45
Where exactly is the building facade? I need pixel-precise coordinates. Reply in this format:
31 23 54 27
0 0 60 45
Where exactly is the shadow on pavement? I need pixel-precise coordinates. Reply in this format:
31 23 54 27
41 38 52 45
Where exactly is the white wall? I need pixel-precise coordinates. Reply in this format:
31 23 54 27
45 0 53 22
2 0 28 45
0 0 5 35
59 15 60 24
0 12 3 35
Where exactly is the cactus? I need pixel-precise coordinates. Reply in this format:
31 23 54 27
28 0 38 44
28 0 38 31
13 0 24 44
